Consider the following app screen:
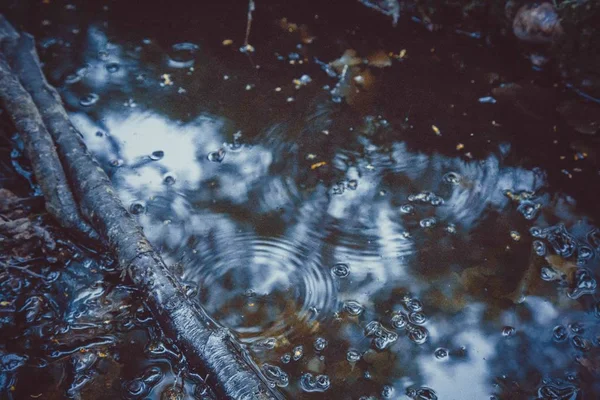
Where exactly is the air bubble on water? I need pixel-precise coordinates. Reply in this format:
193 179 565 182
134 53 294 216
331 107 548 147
262 364 289 387
533 240 546 256
420 217 437 228
332 182 345 195
292 345 304 361
252 337 276 351
391 312 409 329
79 93 99 107
227 133 244 152
406 299 423 312
344 300 364 316
314 337 328 351
517 201 541 220
537 381 578 400
430 196 444 206
125 379 147 397
588 228 600 249
111 159 124 167
163 173 176 185
331 263 350 278
409 191 444 206
540 267 559 281
552 325 569 342
406 387 438 400
434 348 448 360
530 226 544 238
130 201 146 215
150 150 164 161
381 385 394 398
542 224 578 258
446 223 457 234
502 326 516 337
105 62 120 73
168 42 199 68
400 204 415 214
577 246 594 265
207 149 225 162
409 312 427 325
365 321 399 350
300 373 330 392
443 172 461 185
571 335 590 351
347 180 358 190
281 353 291 364
567 268 597 299
569 322 584 334
316 375 330 389
347 349 361 362
65 65 89 84
407 324 429 345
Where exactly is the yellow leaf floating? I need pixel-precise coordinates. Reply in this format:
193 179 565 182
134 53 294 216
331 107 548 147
161 74 173 86
310 161 327 170
432 125 441 136
222 39 233 46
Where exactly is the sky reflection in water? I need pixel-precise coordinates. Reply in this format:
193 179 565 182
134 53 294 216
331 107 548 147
23 3 600 398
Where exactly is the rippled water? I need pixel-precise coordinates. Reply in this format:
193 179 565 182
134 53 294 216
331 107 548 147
2 0 600 398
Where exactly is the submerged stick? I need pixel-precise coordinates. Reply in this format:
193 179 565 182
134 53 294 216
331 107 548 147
0 17 281 400
0 55 99 242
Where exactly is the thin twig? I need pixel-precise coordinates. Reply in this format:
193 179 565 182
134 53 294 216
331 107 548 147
244 0 255 48
0 261 47 279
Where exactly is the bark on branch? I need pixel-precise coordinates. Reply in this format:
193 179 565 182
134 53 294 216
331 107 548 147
0 16 282 400
0 51 99 242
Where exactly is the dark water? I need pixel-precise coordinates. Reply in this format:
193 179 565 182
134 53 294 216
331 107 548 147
2 0 600 399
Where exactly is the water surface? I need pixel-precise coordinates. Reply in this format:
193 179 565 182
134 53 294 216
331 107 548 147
2 0 599 398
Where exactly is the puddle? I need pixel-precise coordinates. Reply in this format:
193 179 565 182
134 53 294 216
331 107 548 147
1 0 599 398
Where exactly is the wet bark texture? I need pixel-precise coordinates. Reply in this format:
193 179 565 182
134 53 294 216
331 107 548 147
0 15 282 400
0 53 99 243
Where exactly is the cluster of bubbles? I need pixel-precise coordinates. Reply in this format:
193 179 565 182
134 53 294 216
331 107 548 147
408 191 444 206
406 387 438 400
532 224 597 299
331 263 350 278
261 363 289 388
332 179 359 195
300 373 331 393
552 322 594 352
364 321 399 350
343 300 364 316
391 297 429 345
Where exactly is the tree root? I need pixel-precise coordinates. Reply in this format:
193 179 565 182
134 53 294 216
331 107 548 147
0 15 281 400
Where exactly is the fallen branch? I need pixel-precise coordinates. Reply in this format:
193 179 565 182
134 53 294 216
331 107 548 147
0 16 281 400
0 54 99 243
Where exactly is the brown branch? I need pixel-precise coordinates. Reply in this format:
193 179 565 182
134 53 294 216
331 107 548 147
0 54 100 243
